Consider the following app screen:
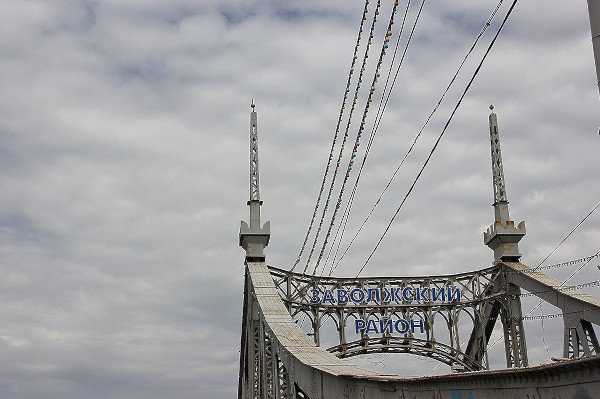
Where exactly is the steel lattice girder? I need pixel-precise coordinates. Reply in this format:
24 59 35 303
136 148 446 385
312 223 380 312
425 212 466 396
239 261 600 399
268 264 508 370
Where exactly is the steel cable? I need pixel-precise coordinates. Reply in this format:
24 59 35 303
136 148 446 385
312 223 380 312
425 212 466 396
308 0 399 275
325 0 425 277
290 0 371 273
300 0 384 275
322 0 414 277
356 0 518 278
330 0 504 276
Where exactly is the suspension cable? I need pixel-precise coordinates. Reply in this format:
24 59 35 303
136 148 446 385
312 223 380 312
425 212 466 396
324 0 422 277
301 0 384 275
443 200 599 374
480 248 600 363
290 0 371 273
524 248 600 315
529 253 600 272
531 201 600 272
329 0 504 276
507 200 600 294
311 0 401 275
322 0 414 276
357 0 519 278
431 105 599 377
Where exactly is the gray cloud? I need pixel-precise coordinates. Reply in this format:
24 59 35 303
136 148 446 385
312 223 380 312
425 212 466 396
0 1 598 398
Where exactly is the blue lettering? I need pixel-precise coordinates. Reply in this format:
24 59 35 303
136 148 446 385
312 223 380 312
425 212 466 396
350 288 365 304
411 319 424 333
448 287 461 303
367 288 380 303
383 288 391 302
309 289 321 304
395 319 410 334
402 287 414 302
393 287 403 302
417 287 429 302
336 289 348 305
323 289 335 304
352 317 428 335
366 319 379 334
379 318 393 334
355 319 366 333
432 287 446 302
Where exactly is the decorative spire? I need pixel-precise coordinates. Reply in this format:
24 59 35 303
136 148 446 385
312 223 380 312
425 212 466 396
484 106 526 263
488 104 509 222
240 101 270 262
250 100 260 202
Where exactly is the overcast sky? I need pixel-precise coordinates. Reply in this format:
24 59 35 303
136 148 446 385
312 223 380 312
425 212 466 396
0 1 598 398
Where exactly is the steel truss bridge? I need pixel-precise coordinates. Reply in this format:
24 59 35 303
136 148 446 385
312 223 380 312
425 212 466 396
240 260 600 399
237 109 600 398
238 2 600 398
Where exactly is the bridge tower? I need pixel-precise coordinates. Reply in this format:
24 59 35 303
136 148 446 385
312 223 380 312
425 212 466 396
484 105 526 263
479 105 529 369
240 101 270 262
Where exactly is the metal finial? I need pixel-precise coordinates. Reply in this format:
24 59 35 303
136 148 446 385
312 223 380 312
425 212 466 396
489 104 494 111
251 99 255 109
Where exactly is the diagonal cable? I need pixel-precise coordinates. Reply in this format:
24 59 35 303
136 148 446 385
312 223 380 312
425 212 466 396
290 0 370 272
330 0 504 275
312 0 401 275
322 0 414 276
302 0 383 274
357 0 519 278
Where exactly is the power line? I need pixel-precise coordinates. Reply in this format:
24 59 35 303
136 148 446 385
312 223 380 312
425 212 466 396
473 203 600 371
326 0 426 277
508 200 600 299
301 0 383 274
517 278 600 297
477 248 600 369
518 308 600 321
531 201 600 272
523 253 600 272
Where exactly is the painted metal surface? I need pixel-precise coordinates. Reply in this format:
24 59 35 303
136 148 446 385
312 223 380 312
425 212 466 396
249 100 260 202
484 108 526 263
268 265 503 370
239 260 600 399
240 102 270 262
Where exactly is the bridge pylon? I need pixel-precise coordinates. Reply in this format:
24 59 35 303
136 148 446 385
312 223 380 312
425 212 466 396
478 105 529 369
240 101 270 263
484 105 526 264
